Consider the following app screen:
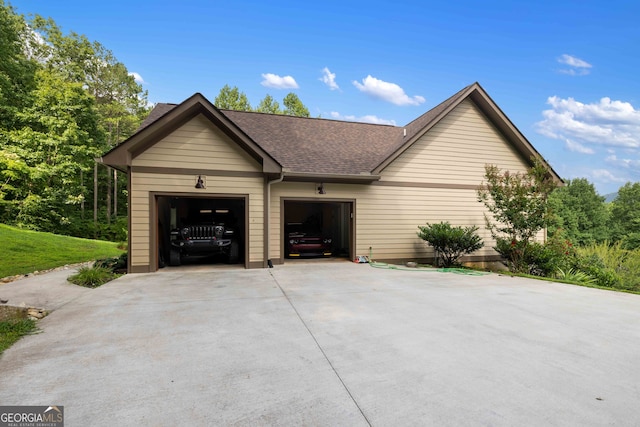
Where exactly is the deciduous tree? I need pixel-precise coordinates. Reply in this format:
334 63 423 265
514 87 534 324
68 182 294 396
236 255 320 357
214 84 252 111
547 178 610 245
477 159 557 271
282 92 310 117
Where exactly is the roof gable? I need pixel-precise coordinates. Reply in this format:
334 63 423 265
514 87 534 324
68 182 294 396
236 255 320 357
100 93 280 174
373 83 562 183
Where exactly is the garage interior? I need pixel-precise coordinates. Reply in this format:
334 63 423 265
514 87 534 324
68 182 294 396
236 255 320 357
157 196 246 268
283 200 352 261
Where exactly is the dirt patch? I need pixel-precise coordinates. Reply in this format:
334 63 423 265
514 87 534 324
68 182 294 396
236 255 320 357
0 305 47 321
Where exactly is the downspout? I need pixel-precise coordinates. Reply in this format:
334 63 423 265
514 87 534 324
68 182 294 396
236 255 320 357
265 172 284 268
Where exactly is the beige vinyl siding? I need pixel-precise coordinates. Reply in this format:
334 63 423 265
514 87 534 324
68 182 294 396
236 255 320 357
132 114 260 171
269 182 495 262
270 100 540 262
382 99 530 184
129 173 264 268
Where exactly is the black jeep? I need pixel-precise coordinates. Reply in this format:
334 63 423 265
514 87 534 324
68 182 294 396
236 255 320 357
169 210 240 266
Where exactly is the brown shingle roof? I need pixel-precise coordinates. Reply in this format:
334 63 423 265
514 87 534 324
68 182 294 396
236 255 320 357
123 83 561 183
221 111 402 175
137 103 177 131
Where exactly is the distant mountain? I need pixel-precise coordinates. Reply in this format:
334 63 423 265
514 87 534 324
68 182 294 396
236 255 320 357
604 192 618 203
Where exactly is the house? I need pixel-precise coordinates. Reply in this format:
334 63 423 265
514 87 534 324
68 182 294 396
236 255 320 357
100 82 562 272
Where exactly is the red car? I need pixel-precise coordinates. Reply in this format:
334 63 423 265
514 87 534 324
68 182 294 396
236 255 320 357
286 223 332 258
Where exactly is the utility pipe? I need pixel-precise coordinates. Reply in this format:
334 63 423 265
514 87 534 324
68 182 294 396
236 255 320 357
265 172 284 267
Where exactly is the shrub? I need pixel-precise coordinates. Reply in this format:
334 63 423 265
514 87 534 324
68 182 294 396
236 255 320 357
575 242 640 292
417 222 483 267
495 236 575 276
554 268 597 285
95 252 127 273
68 266 118 288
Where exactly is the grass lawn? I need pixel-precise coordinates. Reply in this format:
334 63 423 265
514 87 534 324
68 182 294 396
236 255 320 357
0 224 124 278
0 318 37 355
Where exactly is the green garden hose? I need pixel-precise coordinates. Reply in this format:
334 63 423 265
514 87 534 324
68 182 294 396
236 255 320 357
367 261 489 276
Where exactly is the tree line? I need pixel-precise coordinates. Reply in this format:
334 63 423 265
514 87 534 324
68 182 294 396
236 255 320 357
214 84 311 117
0 1 149 239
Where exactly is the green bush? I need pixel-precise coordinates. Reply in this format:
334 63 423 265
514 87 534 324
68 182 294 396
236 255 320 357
575 242 640 292
495 236 575 276
68 266 118 288
94 252 127 273
417 222 483 267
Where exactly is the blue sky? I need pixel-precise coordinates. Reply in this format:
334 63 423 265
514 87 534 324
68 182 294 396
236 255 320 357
10 0 640 195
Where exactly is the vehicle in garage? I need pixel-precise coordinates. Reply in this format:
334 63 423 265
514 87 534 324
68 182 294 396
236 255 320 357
286 222 332 258
169 209 240 265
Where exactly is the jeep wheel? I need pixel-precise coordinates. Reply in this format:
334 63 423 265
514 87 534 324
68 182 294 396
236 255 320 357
169 248 181 266
226 241 239 264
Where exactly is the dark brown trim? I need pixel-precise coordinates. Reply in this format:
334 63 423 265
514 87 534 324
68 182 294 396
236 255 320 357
280 197 356 265
148 192 250 270
132 166 264 178
129 265 151 274
283 172 380 184
372 180 482 191
101 94 282 174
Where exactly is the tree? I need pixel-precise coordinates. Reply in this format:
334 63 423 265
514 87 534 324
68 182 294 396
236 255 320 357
477 159 557 272
255 94 281 114
6 68 104 231
417 222 483 267
283 92 310 117
547 178 610 245
214 84 252 111
0 0 36 129
610 182 640 249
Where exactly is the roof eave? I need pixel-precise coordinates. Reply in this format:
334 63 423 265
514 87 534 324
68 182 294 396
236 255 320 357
468 88 563 185
100 93 282 174
282 171 381 184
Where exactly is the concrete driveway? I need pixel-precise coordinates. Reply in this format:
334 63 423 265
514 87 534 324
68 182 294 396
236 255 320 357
1 262 640 426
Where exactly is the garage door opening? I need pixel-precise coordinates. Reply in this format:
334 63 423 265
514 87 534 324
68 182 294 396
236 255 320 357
157 195 246 269
283 200 352 262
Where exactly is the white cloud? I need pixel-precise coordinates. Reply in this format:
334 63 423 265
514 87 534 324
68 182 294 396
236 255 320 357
536 96 640 150
557 54 592 75
566 139 595 154
261 73 299 89
320 67 339 91
329 111 396 126
352 75 425 106
129 72 145 84
558 54 592 69
590 169 627 183
606 154 640 170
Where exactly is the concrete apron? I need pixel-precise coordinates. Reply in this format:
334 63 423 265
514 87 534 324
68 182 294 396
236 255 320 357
0 262 639 426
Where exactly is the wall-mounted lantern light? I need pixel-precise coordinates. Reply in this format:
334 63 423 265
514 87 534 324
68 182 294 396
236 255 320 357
195 175 206 189
317 183 325 194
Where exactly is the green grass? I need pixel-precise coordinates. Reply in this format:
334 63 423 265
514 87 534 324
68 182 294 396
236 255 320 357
0 318 37 355
68 266 119 288
0 224 124 278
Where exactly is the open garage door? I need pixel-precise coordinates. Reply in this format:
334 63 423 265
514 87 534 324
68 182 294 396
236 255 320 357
283 200 353 261
157 195 247 269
